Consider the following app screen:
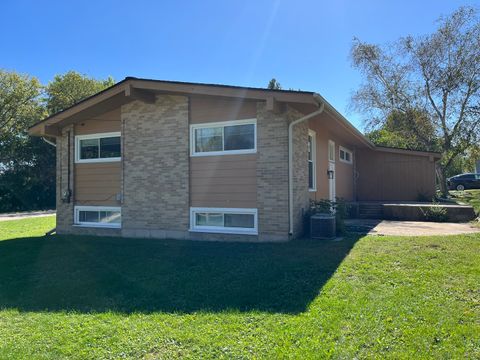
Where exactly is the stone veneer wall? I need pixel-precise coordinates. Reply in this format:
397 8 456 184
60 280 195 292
121 95 190 239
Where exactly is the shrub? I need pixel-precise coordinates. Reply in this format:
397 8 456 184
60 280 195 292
420 202 448 222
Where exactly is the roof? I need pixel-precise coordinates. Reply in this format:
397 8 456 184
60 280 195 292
27 76 440 159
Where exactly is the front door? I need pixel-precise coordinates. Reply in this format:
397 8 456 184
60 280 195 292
328 140 336 202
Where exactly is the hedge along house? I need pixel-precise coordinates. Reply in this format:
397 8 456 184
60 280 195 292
29 77 441 242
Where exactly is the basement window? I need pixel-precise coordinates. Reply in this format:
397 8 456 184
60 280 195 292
74 206 121 228
190 208 258 235
339 146 353 164
190 119 256 156
75 132 121 163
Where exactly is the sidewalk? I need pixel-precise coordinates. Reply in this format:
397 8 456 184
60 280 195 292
0 210 56 222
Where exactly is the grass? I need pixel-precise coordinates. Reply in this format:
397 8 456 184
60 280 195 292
450 189 480 223
0 216 478 359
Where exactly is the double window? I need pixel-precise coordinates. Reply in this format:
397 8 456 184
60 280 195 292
190 207 258 235
190 119 256 156
75 132 121 163
339 146 353 164
308 130 316 191
74 206 121 228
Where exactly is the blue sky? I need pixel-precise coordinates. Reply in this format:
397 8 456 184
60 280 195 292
1 0 476 129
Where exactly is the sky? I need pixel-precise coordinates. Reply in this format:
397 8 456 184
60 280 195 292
1 0 477 130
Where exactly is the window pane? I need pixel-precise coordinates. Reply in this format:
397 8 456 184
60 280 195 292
340 149 345 160
79 210 99 223
100 137 121 158
224 124 255 151
308 162 314 189
308 136 313 160
224 213 254 228
99 211 121 224
345 152 351 162
80 139 99 159
196 213 223 227
195 128 223 152
328 142 335 161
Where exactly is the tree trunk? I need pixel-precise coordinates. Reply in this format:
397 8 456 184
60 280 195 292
436 164 448 198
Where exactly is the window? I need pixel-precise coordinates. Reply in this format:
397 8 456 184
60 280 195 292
190 208 258 235
191 119 256 156
74 206 121 228
75 132 121 163
328 140 335 162
339 146 353 164
308 130 316 191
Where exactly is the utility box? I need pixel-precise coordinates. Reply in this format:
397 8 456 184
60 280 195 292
310 214 336 240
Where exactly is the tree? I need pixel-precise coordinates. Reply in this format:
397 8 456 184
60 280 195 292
365 109 439 151
0 70 53 211
45 71 115 114
0 70 115 213
267 78 282 90
351 6 480 195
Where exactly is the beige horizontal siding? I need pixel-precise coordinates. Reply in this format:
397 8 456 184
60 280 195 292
75 108 120 135
190 96 257 123
190 154 257 208
356 149 436 201
75 162 121 206
308 119 355 201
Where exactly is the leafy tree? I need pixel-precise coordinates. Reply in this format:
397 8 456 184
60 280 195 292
267 78 282 90
351 6 480 195
0 70 115 213
45 71 115 114
0 70 53 212
365 109 438 151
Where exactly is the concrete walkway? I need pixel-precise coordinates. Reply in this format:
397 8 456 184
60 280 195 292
0 210 56 222
346 219 480 236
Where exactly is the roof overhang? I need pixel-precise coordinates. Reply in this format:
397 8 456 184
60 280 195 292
28 77 318 137
26 76 442 162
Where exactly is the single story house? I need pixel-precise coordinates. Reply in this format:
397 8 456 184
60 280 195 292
29 77 441 241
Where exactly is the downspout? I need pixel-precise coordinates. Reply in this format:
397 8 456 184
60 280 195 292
288 94 325 236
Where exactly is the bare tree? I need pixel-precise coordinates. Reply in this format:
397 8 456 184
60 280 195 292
351 6 480 195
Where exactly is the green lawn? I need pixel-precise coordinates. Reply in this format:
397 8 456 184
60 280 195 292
450 189 480 215
0 216 479 359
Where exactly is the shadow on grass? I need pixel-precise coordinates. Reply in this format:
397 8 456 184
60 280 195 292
0 234 362 314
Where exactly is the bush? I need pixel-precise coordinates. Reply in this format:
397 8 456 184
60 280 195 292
420 202 448 222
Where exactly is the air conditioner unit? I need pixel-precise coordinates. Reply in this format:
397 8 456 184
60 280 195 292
310 214 336 240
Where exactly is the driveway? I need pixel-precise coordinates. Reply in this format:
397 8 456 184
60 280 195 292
0 210 56 222
346 219 480 236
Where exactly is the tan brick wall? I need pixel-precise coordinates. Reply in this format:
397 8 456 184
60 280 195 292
121 95 190 239
56 125 74 233
256 103 288 241
291 109 310 238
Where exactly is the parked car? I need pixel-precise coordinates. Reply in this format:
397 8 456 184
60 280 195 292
447 173 480 191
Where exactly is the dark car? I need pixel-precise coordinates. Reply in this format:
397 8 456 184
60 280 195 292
447 173 480 191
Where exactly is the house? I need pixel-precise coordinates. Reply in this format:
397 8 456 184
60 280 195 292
29 77 441 242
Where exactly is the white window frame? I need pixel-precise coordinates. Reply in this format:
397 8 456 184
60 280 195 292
190 119 257 157
74 206 121 228
308 129 317 192
189 207 258 235
339 146 353 165
328 140 335 162
75 132 121 164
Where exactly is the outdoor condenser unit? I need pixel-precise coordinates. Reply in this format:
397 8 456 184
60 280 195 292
310 213 336 240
